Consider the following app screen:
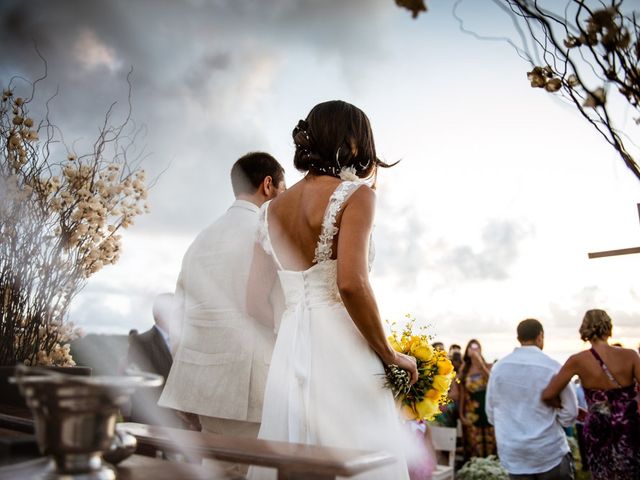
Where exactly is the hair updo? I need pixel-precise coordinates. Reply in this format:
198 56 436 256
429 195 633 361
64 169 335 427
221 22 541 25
292 100 396 180
579 309 613 342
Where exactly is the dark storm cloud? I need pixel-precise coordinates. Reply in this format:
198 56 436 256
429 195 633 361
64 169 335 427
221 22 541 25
0 0 391 233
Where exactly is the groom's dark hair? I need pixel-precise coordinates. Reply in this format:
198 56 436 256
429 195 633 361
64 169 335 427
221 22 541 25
517 318 543 343
230 152 284 197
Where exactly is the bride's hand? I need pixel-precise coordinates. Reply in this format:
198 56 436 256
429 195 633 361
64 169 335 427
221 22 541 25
393 352 419 386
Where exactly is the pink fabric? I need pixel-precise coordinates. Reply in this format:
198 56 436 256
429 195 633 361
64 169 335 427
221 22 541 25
407 421 436 480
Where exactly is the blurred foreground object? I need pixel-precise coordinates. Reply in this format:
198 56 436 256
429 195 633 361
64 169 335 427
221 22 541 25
10 365 162 479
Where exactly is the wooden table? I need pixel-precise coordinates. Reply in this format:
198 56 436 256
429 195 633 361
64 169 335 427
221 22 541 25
120 422 396 480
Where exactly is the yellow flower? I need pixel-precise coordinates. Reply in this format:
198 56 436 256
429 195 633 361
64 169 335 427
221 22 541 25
410 341 433 362
400 335 416 352
437 359 454 376
425 388 441 401
388 335 402 353
400 403 417 421
415 398 440 420
432 374 452 393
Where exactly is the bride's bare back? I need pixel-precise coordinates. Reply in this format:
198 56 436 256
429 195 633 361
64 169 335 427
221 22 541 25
266 174 347 271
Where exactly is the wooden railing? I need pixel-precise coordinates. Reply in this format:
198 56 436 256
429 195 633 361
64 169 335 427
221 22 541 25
120 422 396 480
0 414 396 480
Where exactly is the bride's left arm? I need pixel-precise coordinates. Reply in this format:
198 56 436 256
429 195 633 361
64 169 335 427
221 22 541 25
246 241 277 328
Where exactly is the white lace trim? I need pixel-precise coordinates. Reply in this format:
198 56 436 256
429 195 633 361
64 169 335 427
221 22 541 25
256 201 272 256
313 181 362 264
323 261 342 303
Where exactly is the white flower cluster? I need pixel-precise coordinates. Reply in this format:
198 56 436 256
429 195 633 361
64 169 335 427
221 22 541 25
2 91 149 277
457 455 508 480
1 84 149 367
14 320 83 367
2 91 38 172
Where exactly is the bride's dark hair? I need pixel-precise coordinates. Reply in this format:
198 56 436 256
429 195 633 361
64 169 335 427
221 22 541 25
292 100 396 180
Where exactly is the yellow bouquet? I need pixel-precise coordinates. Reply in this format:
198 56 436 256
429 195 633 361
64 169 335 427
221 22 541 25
384 316 455 421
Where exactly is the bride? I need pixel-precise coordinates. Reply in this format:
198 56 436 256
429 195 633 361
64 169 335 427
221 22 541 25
247 100 418 479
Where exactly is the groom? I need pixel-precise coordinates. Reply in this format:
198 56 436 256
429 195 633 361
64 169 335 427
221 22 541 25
159 152 285 438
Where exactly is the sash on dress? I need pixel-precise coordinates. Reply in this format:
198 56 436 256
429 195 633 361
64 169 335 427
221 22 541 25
288 298 313 443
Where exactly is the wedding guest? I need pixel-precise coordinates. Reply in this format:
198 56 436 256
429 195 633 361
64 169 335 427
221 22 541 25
542 309 640 479
449 344 462 361
432 341 445 351
159 152 285 442
486 319 577 479
459 339 496 460
449 344 462 377
126 293 187 428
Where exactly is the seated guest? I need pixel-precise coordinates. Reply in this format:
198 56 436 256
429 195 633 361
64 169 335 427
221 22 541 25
486 318 577 479
126 293 194 428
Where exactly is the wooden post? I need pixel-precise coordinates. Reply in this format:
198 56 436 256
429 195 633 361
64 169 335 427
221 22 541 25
587 203 640 259
588 246 640 259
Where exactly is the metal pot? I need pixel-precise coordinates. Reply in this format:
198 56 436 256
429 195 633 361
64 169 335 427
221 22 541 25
11 365 162 479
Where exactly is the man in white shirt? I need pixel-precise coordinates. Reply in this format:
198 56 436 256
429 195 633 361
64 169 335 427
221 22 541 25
159 152 285 440
486 319 578 479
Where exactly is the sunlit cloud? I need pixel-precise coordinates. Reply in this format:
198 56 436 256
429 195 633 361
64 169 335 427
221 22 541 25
73 29 122 73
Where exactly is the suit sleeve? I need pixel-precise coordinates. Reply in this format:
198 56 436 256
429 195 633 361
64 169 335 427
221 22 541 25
127 334 152 372
170 270 186 355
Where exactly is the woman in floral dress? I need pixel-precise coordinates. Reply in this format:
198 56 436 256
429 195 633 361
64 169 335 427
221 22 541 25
459 339 496 461
542 309 640 479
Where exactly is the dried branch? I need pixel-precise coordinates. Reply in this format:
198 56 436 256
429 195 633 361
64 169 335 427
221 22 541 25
495 0 640 181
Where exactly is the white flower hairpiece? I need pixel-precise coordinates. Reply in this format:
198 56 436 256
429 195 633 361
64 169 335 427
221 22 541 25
338 166 360 182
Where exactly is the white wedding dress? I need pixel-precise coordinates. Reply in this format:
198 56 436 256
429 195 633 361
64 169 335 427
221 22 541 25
249 181 410 480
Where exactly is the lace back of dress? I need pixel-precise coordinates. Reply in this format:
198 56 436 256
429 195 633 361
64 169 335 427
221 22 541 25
257 200 285 270
313 181 362 264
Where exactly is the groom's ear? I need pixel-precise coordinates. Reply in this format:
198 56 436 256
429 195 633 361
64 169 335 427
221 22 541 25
261 175 274 196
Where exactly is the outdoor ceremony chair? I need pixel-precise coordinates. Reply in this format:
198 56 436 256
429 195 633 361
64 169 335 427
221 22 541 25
429 425 456 480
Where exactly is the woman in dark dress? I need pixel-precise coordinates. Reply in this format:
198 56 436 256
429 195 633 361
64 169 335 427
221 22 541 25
542 309 640 479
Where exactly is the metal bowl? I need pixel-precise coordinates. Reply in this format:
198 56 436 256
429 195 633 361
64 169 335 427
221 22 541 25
10 365 163 480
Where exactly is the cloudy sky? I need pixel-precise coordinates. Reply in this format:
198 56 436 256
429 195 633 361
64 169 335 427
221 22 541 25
1 0 639 363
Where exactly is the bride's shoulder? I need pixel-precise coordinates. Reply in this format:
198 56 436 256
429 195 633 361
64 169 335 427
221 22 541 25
341 183 375 218
346 182 375 203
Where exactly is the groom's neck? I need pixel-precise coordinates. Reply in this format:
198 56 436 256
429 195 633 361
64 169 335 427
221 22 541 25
236 193 265 208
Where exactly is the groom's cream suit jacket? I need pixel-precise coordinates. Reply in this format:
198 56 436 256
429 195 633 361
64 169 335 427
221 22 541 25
158 200 276 423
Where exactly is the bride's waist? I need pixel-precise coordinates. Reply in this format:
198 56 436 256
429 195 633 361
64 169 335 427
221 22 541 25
283 292 343 311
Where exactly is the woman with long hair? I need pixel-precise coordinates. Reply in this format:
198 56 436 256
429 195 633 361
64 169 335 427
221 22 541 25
458 339 496 461
246 100 418 479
